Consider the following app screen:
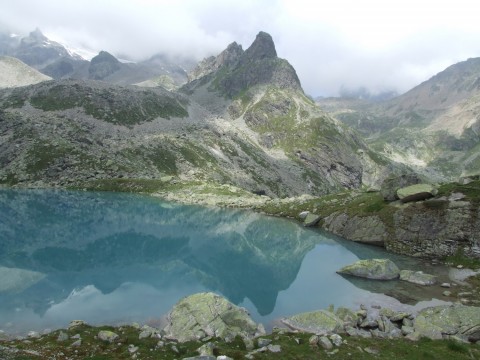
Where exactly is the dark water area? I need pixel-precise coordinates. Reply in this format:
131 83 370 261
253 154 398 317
0 189 450 335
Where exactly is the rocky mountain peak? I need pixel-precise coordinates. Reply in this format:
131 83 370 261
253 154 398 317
187 42 243 82
217 41 244 67
89 51 121 80
22 28 48 45
243 31 277 62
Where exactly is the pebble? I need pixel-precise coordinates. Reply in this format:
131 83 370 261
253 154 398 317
443 290 452 296
441 283 451 288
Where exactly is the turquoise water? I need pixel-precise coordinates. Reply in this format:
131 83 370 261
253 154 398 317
0 189 448 334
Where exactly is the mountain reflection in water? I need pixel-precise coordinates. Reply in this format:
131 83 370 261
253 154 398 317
0 189 449 334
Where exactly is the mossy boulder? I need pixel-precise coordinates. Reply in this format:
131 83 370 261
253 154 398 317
414 305 480 341
397 183 436 203
281 310 344 335
163 292 264 342
337 259 400 280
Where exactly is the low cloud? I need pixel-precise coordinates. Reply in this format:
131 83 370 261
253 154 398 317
1 0 479 97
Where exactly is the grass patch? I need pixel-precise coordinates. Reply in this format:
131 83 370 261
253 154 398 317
437 180 480 203
2 325 480 360
445 248 480 268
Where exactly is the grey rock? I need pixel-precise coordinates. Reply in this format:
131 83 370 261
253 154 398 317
364 347 380 355
318 336 333 350
443 290 452 296
377 316 396 333
299 211 310 219
400 270 437 285
257 338 271 347
397 183 436 203
441 282 451 288
380 173 421 201
56 331 69 342
415 304 480 341
282 310 344 334
337 259 400 280
27 331 40 339
217 356 234 360
182 356 216 360
370 329 389 339
68 320 86 329
402 325 415 336
267 344 281 353
303 213 321 227
359 319 378 329
71 339 82 347
390 312 411 322
164 292 263 342
197 342 216 356
128 345 139 354
329 334 342 346
97 330 119 343
308 335 319 346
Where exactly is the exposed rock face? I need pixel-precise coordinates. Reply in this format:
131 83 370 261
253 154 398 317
188 42 243 82
242 31 277 61
388 199 480 258
336 259 400 280
380 173 422 201
163 292 264 342
322 213 387 246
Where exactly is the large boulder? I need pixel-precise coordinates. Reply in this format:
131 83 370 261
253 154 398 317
336 259 400 280
281 310 344 335
163 292 264 342
396 184 436 203
413 305 480 342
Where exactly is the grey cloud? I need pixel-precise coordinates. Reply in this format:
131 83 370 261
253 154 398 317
1 0 480 97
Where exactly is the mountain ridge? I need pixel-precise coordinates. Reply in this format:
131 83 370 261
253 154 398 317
0 31 398 197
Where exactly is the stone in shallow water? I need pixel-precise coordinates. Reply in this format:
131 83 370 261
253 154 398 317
399 270 437 285
337 259 400 280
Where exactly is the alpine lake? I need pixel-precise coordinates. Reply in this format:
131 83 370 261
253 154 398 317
0 189 452 336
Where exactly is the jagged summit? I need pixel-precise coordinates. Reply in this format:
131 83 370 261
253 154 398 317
89 51 121 80
185 31 301 97
22 28 48 44
243 31 277 61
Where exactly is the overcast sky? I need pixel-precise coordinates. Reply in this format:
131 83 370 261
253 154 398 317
1 0 480 97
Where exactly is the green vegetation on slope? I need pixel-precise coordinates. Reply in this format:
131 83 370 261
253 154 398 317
1 324 478 360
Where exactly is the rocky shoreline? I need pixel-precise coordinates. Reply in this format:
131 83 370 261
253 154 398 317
1 291 479 360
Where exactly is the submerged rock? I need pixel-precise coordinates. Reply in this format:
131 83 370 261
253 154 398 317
281 310 344 334
399 270 437 285
163 292 264 342
337 259 400 280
